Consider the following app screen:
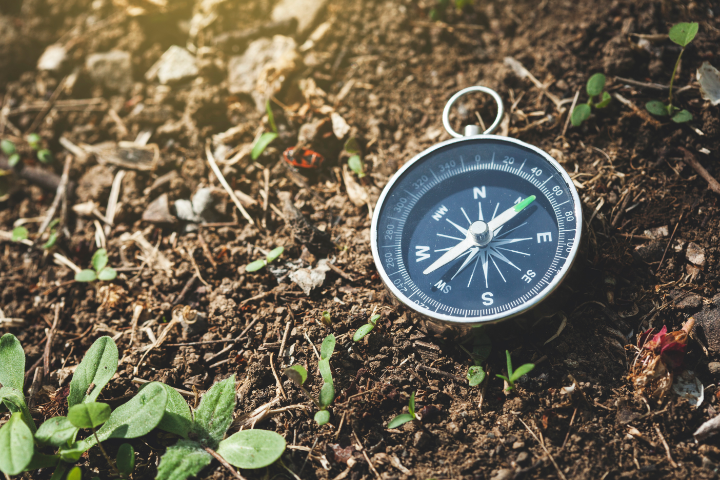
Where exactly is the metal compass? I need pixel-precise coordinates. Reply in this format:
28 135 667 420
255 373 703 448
370 87 582 326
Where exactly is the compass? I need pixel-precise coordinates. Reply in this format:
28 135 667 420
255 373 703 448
370 87 582 326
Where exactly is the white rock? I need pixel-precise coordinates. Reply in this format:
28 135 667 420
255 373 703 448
289 259 331 295
686 242 706 266
697 61 720 106
37 44 67 71
271 0 328 35
85 50 133 92
145 45 198 84
331 112 350 139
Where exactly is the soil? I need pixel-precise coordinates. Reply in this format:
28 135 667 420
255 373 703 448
1 0 720 479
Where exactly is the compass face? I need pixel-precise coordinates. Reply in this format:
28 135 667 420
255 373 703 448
371 135 582 325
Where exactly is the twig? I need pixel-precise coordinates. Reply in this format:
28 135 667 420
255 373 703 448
518 417 568 480
36 155 72 243
352 427 381 479
128 304 143 348
43 302 62 377
205 143 254 225
679 147 720 195
561 407 578 450
561 89 580 137
299 438 318 476
614 76 669 91
616 233 654 240
134 316 181 376
53 253 81 274
104 170 125 236
26 75 68 134
478 366 490 412
611 187 633 228
654 425 678 468
203 446 246 480
165 337 246 347
656 213 683 275
270 352 288 400
612 92 662 128
240 291 273 306
305 332 321 361
205 317 260 363
416 364 467 384
27 367 43 409
278 317 293 359
327 262 356 282
93 428 120 475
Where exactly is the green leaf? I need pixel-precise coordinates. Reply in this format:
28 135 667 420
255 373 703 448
43 231 59 250
37 149 53 164
11 226 28 242
91 248 108 272
570 103 591 126
284 365 307 386
116 444 134 475
387 413 414 429
645 100 669 116
266 246 284 263
669 22 699 47
97 267 117 281
314 410 330 426
67 466 81 480
156 439 211 480
93 382 167 441
408 391 415 417
68 336 118 407
467 366 486 387
265 100 277 133
319 382 335 408
348 155 365 178
26 133 41 149
0 333 25 391
74 269 97 282
510 363 535 383
0 387 36 432
506 350 513 379
68 402 111 429
321 311 331 326
344 137 360 154
595 91 612 109
320 334 335 360
586 73 606 97
0 413 33 475
49 463 68 480
251 132 278 160
245 259 266 272
190 375 236 447
35 417 78 447
217 430 286 469
671 109 693 123
352 323 374 342
25 451 60 470
1 139 16 155
143 383 192 438
8 153 20 167
318 359 333 385
369 314 380 325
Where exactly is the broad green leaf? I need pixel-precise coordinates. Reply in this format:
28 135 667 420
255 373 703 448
1 139 16 155
570 104 591 126
8 153 20 167
284 365 307 386
67 466 81 480
97 267 117 281
408 391 415 417
671 109 693 123
68 402 111 429
318 359 332 385
510 363 535 382
586 73 606 97
141 383 191 438
266 246 284 263
0 413 33 475
0 333 25 391
265 100 277 133
43 231 58 249
645 100 669 116
26 133 41 149
506 350 513 379
314 410 330 426
353 323 374 342
94 382 167 441
68 336 118 407
595 91 612 109
245 259 266 272
91 249 108 273
319 382 335 407
348 155 365 178
251 132 278 160
11 226 28 242
156 439 211 480
344 137 360 154
116 444 134 475
35 417 78 447
1 387 36 432
25 452 60 470
37 149 53 164
320 334 335 360
669 22 699 47
74 269 97 282
387 413 414 429
217 430 286 469
467 366 486 387
190 375 236 447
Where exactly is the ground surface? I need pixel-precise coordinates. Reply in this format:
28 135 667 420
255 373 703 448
1 0 720 479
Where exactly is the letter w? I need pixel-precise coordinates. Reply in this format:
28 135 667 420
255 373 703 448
432 205 448 221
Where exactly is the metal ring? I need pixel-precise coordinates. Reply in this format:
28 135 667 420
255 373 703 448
442 86 504 137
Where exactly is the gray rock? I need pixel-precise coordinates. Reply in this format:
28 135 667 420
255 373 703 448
633 240 664 263
687 242 706 266
490 469 515 480
676 294 703 310
37 43 67 71
271 0 327 34
516 451 530 465
708 362 720 376
142 193 176 223
696 305 720 355
85 50 133 92
145 45 198 84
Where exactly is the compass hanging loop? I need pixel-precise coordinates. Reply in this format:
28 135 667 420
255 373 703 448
442 86 504 138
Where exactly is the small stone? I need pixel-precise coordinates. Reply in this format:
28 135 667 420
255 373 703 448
446 421 461 435
512 441 525 450
676 294 703 310
271 0 328 34
643 225 669 239
696 306 720 355
413 430 430 448
145 45 198 84
37 43 67 71
709 362 720 376
687 242 706 266
490 468 514 480
633 240 665 263
143 193 176 223
516 451 530 465
702 456 716 471
85 50 133 92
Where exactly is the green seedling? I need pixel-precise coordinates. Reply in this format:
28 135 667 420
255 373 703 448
245 246 284 272
284 334 336 426
387 392 417 429
11 226 28 242
116 444 135 477
1 139 20 167
345 137 366 178
37 149 53 164
43 219 60 250
321 311 332 326
353 314 380 342
644 22 698 123
464 329 491 387
251 100 278 160
26 134 41 150
75 248 117 282
496 350 535 392
571 73 611 126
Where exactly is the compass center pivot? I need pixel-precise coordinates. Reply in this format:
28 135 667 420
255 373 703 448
469 221 492 246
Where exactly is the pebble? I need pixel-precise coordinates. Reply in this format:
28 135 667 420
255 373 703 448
633 240 664 263
413 430 430 448
37 43 67 71
145 45 198 84
676 294 704 310
85 50 133 92
490 468 514 480
271 0 328 34
686 242 706 266
709 362 720 376
696 305 720 355
512 441 525 450
516 451 530 465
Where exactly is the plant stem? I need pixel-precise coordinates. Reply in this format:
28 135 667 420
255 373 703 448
203 446 246 480
92 429 120 475
668 47 685 107
300 386 321 409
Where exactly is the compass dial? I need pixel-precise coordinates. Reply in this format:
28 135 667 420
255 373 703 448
371 136 582 325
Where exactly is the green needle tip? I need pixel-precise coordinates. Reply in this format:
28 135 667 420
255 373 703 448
513 195 536 212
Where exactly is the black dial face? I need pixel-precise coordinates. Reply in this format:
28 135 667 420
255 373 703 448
371 136 582 324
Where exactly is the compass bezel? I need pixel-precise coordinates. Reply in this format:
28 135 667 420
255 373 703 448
370 134 583 325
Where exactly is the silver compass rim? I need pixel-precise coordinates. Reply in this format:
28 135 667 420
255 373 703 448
442 86 505 137
370 134 583 326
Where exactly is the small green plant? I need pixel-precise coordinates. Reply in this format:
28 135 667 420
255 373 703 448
284 334 336 426
11 226 28 242
42 219 60 250
464 329 491 387
245 246 284 272
345 137 365 178
353 314 380 342
387 392 417 429
321 311 332 326
75 248 117 282
571 73 611 126
2 135 53 166
1 139 20 167
645 22 698 123
496 350 534 392
251 100 278 160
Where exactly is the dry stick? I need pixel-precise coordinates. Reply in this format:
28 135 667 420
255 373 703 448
205 317 260 364
352 427 381 479
27 367 43 409
654 425 678 468
104 170 125 237
416 364 467 384
205 143 254 225
656 213 683 275
278 317 293 360
612 92 663 128
269 352 288 400
262 167 270 228
25 75 68 134
611 187 634 228
36 155 73 243
93 428 120 475
614 76 668 91
43 302 62 377
679 147 720 195
478 366 490 412
203 446 246 480
518 417 568 480
561 89 580 138
561 407 578 450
